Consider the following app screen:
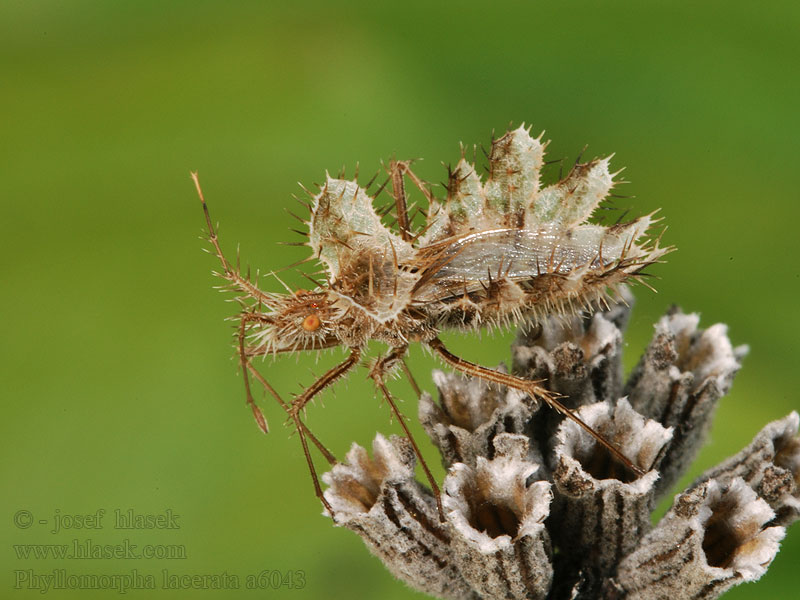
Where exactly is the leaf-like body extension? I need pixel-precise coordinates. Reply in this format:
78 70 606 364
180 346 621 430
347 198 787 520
484 126 545 228
420 159 485 246
309 176 412 282
533 158 613 226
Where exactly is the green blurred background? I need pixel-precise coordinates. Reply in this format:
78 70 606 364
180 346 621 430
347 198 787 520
2 1 798 598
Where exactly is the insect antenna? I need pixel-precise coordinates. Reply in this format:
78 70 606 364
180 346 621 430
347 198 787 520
193 171 230 272
236 313 273 434
192 172 275 305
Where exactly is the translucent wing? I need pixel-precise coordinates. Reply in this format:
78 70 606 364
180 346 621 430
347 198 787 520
411 218 657 303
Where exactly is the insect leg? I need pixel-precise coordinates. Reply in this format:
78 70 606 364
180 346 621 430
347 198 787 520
237 313 272 433
399 161 436 206
427 337 646 478
400 358 422 398
235 314 341 465
389 160 436 241
246 363 337 466
389 160 413 242
288 349 362 517
369 348 444 521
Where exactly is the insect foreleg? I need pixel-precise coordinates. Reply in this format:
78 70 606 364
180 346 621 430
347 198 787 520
237 313 272 433
427 337 646 478
400 358 421 398
236 312 340 462
245 363 337 466
288 349 362 518
369 347 444 521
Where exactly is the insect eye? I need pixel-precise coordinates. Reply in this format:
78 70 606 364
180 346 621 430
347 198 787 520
301 314 321 332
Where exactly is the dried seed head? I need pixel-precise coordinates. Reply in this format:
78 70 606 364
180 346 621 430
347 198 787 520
625 310 747 498
550 399 672 574
552 398 672 482
322 435 477 600
444 434 554 600
616 478 786 598
692 411 800 527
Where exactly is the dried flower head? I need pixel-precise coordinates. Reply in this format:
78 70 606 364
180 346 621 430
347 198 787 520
323 299 798 599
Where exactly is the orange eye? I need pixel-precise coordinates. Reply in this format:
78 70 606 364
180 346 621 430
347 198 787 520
302 314 321 332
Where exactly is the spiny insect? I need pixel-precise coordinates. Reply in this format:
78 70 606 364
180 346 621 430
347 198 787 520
194 125 670 520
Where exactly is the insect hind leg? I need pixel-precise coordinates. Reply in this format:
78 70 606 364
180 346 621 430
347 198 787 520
427 337 646 479
369 347 445 521
286 349 362 518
